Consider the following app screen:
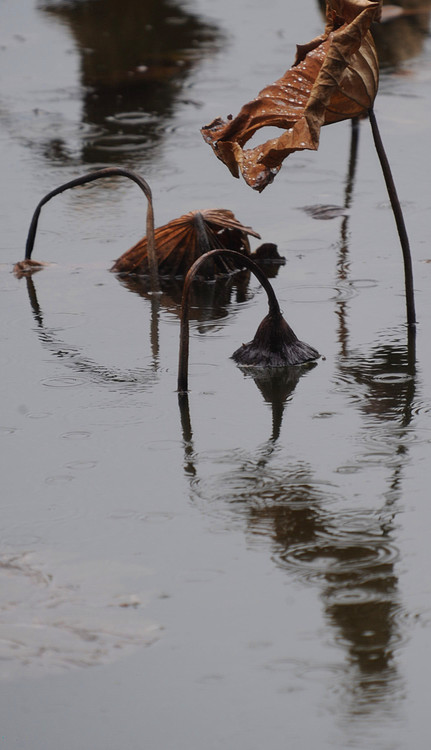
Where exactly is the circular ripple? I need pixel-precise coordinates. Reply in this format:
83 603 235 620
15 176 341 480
189 453 339 514
371 373 414 384
412 400 431 416
336 464 361 475
282 285 336 304
356 450 398 466
27 411 53 420
331 285 358 302
0 426 19 435
362 425 431 448
90 134 148 153
108 509 139 521
326 587 393 606
106 111 157 127
61 431 92 440
289 238 332 254
44 475 75 485
280 539 399 576
349 278 379 289
41 377 87 388
324 511 390 540
65 460 98 470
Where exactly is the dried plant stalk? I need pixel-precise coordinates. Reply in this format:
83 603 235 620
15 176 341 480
178 249 319 393
368 107 416 328
16 167 160 292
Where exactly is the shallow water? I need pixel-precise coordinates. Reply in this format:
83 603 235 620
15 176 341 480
1 0 431 747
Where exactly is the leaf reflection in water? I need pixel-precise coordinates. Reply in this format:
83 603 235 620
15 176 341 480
39 0 225 163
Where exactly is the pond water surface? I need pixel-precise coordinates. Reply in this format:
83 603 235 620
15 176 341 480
2 1 431 748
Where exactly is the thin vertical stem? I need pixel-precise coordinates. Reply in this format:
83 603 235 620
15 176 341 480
368 108 416 329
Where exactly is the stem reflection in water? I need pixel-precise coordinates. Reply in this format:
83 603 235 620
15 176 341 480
177 133 418 715
23 274 161 384
178 322 415 719
21 260 285 388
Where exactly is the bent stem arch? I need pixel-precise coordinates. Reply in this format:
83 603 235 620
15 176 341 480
24 167 160 292
368 108 416 330
177 249 319 393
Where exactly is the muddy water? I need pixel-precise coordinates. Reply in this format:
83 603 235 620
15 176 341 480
1 0 431 748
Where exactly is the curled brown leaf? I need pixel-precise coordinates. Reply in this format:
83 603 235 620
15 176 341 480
201 0 381 191
111 208 261 277
13 259 50 278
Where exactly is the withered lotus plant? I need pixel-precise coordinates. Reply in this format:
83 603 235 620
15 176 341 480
14 167 266 286
202 0 416 329
177 249 319 393
14 167 160 292
112 208 261 278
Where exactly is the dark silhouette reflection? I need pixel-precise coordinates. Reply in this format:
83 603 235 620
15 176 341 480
242 365 317 442
337 336 416 425
373 0 431 70
20 251 286 388
325 82 417 708
330 85 417 442
334 330 417 529
178 393 197 479
324 327 416 707
327 93 416 689
21 258 287 387
179 389 404 711
338 118 360 281
116 263 285 333
118 270 250 330
178 315 418 717
22 273 161 386
316 0 431 70
39 0 223 163
178 363 315 471
250 489 401 686
175 46 416 713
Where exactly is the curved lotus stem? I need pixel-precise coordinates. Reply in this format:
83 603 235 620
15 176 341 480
24 167 160 292
177 249 319 393
368 108 416 330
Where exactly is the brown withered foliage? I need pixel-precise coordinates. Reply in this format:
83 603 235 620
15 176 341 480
201 0 382 191
13 259 50 278
14 164 270 282
111 208 261 277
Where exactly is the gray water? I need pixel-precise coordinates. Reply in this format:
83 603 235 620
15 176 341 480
2 0 431 747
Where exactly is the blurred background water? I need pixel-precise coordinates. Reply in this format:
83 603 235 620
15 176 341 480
1 1 431 747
